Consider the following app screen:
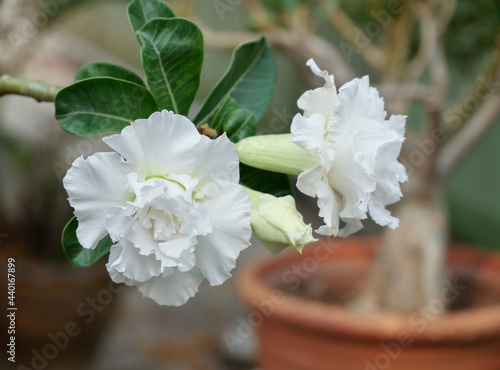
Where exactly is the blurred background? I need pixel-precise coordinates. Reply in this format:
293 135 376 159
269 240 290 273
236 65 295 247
0 0 499 369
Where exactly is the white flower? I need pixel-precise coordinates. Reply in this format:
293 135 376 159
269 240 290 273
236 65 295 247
245 187 317 256
292 59 407 236
63 110 251 306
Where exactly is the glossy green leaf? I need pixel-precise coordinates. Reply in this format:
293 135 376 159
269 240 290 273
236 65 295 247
211 97 258 143
194 37 276 126
211 97 238 131
75 61 145 86
62 217 112 267
127 0 176 42
223 108 258 143
137 18 203 115
240 163 293 197
55 77 158 136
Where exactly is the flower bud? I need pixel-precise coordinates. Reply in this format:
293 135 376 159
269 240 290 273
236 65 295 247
245 187 317 256
236 134 319 176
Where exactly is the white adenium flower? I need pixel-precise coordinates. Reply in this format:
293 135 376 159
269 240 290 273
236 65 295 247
292 59 407 236
236 59 407 237
63 110 251 306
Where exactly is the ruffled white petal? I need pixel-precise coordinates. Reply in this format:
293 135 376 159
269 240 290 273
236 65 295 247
387 114 407 137
103 110 200 177
314 178 340 236
296 166 324 197
368 201 399 229
136 268 204 306
297 87 338 119
338 77 386 126
338 218 364 237
106 239 162 283
192 134 240 188
105 204 134 241
158 236 197 272
371 140 406 201
128 222 166 257
328 136 376 220
291 113 327 158
63 153 134 249
305 58 335 88
106 245 126 284
194 183 251 286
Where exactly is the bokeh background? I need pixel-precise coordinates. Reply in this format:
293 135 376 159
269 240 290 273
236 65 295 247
1 0 499 369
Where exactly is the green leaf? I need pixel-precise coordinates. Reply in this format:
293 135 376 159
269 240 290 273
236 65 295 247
240 163 293 197
127 0 176 42
194 36 276 126
55 77 158 136
211 97 258 143
137 18 204 115
223 108 258 143
62 217 112 267
211 97 238 131
75 61 145 86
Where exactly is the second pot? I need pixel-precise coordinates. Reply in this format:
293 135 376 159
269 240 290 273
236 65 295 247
238 237 500 370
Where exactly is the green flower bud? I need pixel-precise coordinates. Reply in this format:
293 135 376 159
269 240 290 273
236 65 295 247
245 187 317 256
236 134 319 176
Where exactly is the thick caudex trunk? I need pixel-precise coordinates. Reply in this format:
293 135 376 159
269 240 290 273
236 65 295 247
354 193 448 312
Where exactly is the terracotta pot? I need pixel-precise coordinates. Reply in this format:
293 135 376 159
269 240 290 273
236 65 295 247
238 237 500 370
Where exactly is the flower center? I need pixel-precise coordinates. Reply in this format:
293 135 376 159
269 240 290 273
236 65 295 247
128 173 208 240
104 172 212 274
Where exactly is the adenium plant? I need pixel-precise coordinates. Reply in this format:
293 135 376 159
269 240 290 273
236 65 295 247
0 0 406 306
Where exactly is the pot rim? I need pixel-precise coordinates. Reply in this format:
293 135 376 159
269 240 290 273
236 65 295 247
238 236 500 344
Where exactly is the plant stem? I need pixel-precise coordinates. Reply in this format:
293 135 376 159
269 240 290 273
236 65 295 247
436 33 500 181
353 195 447 313
443 33 500 133
326 3 385 75
0 75 63 102
436 90 500 180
